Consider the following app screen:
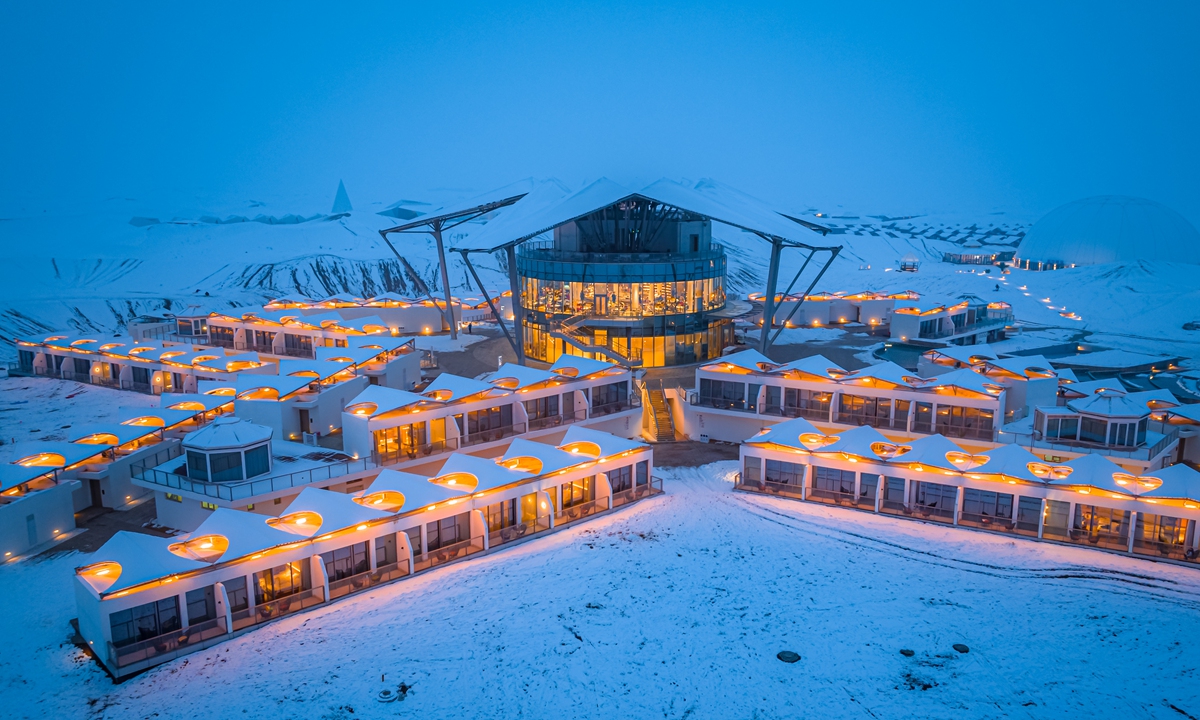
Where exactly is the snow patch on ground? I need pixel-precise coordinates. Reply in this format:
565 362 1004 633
6 462 1200 719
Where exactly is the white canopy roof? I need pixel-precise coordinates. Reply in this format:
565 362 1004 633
813 425 894 462
1052 453 1132 495
187 507 300 562
355 468 465 514
235 374 312 400
83 531 210 596
422 373 501 402
432 453 530 493
282 486 392 536
703 349 780 374
183 417 272 451
315 347 384 366
500 437 587 475
280 358 355 382
1142 463 1200 502
889 435 967 473
67 423 161 447
745 416 825 452
0 464 55 492
487 363 559 391
345 385 435 418
559 425 648 458
970 444 1045 483
775 354 846 379
549 355 619 379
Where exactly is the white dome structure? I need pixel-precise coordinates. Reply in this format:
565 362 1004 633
1016 196 1200 269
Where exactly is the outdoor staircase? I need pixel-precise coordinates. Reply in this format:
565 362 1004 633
550 315 643 367
646 383 677 442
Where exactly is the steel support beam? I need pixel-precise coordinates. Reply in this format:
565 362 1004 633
770 247 842 347
431 222 458 339
759 239 783 355
458 251 519 358
505 244 525 364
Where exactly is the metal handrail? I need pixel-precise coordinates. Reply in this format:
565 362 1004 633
133 447 378 501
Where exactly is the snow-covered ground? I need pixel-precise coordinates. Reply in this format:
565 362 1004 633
6 461 1199 719
0 377 160 461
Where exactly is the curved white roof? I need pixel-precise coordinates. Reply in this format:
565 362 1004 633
1017 196 1200 267
183 416 272 451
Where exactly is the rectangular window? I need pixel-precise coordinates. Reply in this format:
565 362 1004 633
321 541 370 581
636 460 648 487
253 560 312 604
523 394 560 421
372 423 428 459
426 512 471 551
485 499 517 532
743 455 761 484
132 366 150 385
223 576 249 612
561 476 595 508
1079 417 1107 444
699 378 746 410
109 596 180 648
912 402 933 433
764 386 782 414
186 451 209 480
74 357 91 375
592 381 629 410
961 488 1013 519
185 585 216 625
209 451 243 483
466 405 514 436
914 482 957 511
165 493 182 503
1015 496 1043 530
201 501 217 511
1043 499 1071 532
812 466 855 495
375 533 398 566
404 526 422 556
858 473 879 505
764 459 805 486
244 444 270 478
608 465 633 493
883 476 906 503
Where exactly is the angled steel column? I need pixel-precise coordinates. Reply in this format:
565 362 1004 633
431 222 458 339
505 244 525 365
459 251 519 357
759 238 783 355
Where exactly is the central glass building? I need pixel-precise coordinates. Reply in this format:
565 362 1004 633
516 197 734 367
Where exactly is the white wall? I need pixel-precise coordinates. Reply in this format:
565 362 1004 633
0 481 79 557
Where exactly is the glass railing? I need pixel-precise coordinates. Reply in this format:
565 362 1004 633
134 446 380 501
108 616 227 669
807 486 858 507
413 535 486 573
488 516 551 547
460 422 525 447
232 587 326 630
528 410 587 431
1067 529 1130 552
555 496 611 525
373 438 460 465
957 511 1015 532
327 559 412 600
1132 539 1197 562
590 401 633 418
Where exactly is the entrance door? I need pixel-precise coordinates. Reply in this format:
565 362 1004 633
90 479 103 509
299 409 311 434
26 514 37 546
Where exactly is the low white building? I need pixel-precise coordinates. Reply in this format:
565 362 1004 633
77 426 658 679
737 416 1200 566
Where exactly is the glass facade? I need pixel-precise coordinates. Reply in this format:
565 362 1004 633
516 237 733 368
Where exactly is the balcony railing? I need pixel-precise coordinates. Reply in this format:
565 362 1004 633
957 511 1015 533
488 516 552 548
555 496 611 525
233 587 326 630
108 616 227 669
590 400 635 418
807 486 859 508
1132 539 1197 562
121 380 155 395
611 481 656 508
736 480 805 500
935 424 995 441
910 502 955 523
460 422 525 448
209 336 235 349
413 535 486 573
235 341 279 354
279 346 315 359
373 438 460 465
689 393 755 413
528 410 587 431
1015 427 1179 460
1067 529 1130 552
919 313 1013 340
133 444 379 502
327 559 412 600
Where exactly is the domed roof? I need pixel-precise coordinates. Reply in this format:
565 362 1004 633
183 416 272 451
1018 196 1200 268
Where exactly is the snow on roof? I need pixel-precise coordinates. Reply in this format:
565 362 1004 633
839 361 915 388
1060 378 1125 397
980 355 1056 379
183 417 272 451
344 385 434 418
365 292 413 304
0 464 55 492
195 352 262 372
559 425 648 458
1056 368 1080 383
355 468 464 513
282 486 392 536
703 349 780 374
269 294 314 305
1163 404 1200 424
889 434 965 472
487 363 558 391
161 394 235 413
235 373 312 400
280 358 356 382
1142 463 1200 502
67 423 160 447
745 416 826 451
500 437 586 475
1050 350 1176 370
549 354 619 379
332 315 391 333
187 508 301 563
422 373 500 402
314 347 384 365
924 368 1004 397
970 444 1045 483
432 452 530 493
1066 389 1150 418
814 425 894 462
5 441 109 468
119 406 202 429
413 177 548 234
351 335 415 352
451 176 833 254
80 532 211 596
774 354 846 379
1052 453 1131 494
922 345 998 365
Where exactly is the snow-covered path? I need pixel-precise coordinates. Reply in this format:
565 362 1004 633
6 462 1200 719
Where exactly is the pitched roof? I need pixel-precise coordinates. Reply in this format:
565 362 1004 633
422 373 500 402
487 363 559 391
814 425 894 462
282 486 392 536
970 444 1045 483
82 532 210 595
745 416 826 451
775 354 846 379
889 434 965 473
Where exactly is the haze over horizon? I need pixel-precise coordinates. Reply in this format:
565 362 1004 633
2 1 1198 224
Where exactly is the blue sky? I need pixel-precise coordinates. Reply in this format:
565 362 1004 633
2 1 1197 222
